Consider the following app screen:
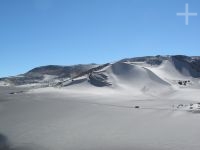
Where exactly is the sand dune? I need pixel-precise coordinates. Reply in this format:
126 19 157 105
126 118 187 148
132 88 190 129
0 55 200 150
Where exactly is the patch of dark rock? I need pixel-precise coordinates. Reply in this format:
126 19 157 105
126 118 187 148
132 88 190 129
9 91 24 95
88 73 112 87
177 80 191 86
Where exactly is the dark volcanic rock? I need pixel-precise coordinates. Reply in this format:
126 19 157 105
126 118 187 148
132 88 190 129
120 55 168 65
171 55 200 78
1 64 97 86
88 73 111 87
26 64 97 78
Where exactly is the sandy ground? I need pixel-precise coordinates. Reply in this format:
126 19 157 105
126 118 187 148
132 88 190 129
0 86 200 150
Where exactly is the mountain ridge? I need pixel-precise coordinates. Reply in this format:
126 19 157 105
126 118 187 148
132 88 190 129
0 55 200 88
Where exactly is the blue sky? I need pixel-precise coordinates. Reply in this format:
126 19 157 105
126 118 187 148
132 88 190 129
0 0 200 77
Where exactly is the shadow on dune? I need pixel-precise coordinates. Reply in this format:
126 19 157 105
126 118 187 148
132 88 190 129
0 134 9 150
0 133 47 150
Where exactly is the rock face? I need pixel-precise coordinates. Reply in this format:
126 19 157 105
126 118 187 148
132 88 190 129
88 73 111 87
170 55 200 78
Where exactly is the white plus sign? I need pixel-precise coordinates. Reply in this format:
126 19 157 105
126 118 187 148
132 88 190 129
176 3 197 25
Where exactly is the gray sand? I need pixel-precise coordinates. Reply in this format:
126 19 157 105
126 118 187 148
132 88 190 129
0 86 200 150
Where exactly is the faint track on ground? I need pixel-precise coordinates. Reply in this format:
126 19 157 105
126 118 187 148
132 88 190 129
77 101 188 112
